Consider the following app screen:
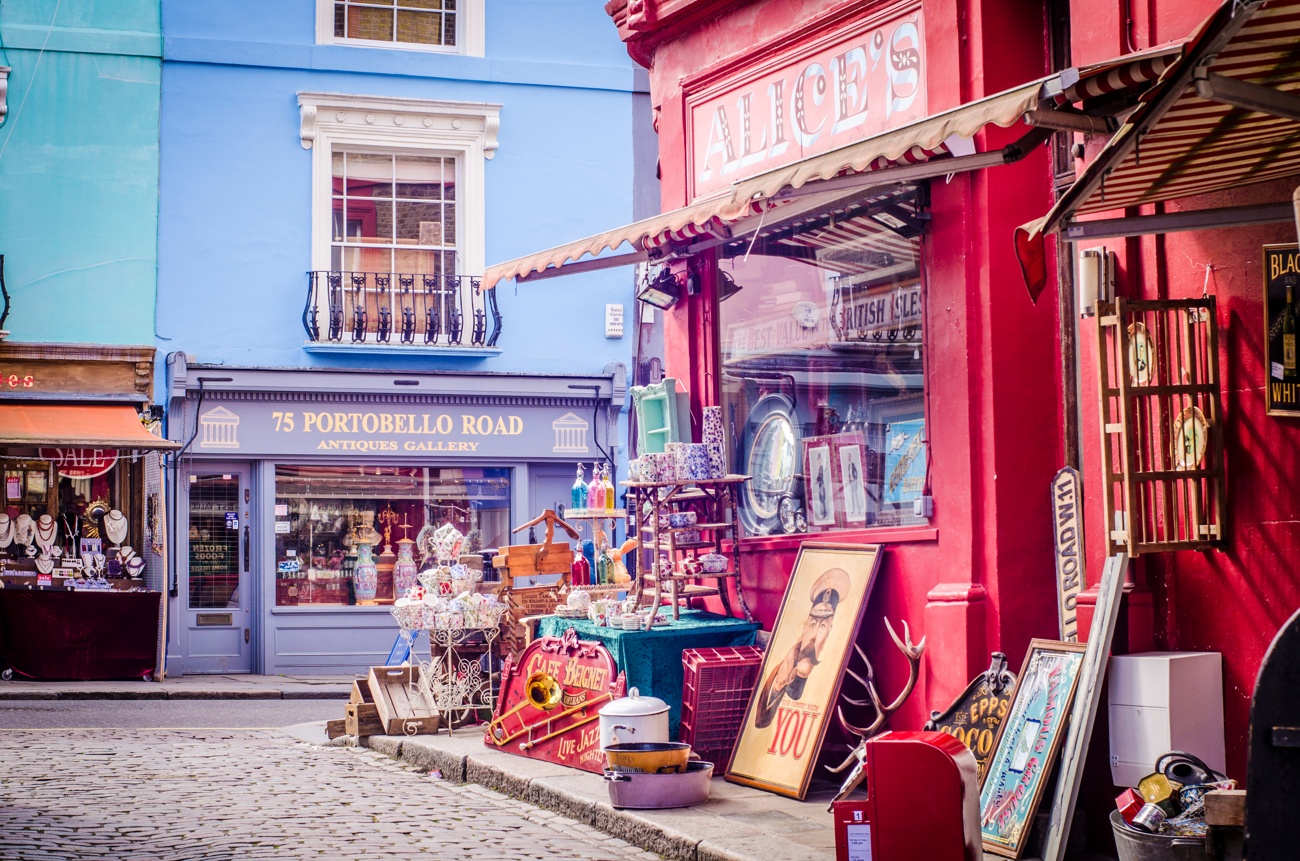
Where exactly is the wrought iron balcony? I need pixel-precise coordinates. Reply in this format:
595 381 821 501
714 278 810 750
304 271 501 349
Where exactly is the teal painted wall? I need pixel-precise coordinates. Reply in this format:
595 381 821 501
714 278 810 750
0 1 161 344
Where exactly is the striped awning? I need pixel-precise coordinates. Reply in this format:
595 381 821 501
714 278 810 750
1017 0 1300 297
484 48 1185 290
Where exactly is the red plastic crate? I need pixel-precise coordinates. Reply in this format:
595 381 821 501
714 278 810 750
679 646 764 770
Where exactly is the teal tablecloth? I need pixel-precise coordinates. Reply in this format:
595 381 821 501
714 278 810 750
536 609 759 739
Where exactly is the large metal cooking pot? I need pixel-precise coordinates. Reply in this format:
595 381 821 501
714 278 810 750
603 761 714 809
598 688 670 749
604 742 692 774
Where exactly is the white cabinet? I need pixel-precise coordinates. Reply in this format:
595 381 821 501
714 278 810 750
1107 651 1225 787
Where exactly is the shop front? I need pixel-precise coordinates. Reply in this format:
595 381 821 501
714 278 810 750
165 356 624 675
0 343 175 681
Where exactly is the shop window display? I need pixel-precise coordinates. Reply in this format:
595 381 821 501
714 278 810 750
273 465 509 607
717 188 929 535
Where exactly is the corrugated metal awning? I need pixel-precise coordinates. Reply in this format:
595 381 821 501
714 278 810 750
1017 0 1300 297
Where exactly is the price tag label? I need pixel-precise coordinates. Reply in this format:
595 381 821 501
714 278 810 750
36 574 53 588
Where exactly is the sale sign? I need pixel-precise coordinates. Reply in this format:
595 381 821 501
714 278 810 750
485 628 625 774
38 448 118 479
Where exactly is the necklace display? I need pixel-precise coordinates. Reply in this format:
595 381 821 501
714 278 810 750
0 514 12 548
14 513 34 547
34 554 54 575
104 510 128 546
34 514 57 553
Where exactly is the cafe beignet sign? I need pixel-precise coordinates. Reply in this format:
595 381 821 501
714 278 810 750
687 3 926 199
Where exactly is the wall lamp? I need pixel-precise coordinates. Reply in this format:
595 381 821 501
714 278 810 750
637 266 685 310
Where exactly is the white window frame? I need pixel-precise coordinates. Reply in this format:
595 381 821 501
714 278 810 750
298 92 500 280
316 0 485 58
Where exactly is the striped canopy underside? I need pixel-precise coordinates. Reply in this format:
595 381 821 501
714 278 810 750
1076 0 1300 217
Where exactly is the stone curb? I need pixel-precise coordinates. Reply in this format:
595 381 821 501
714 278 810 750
360 734 836 861
0 688 350 701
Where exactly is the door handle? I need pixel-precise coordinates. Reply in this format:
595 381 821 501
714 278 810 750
244 628 250 644
243 525 249 572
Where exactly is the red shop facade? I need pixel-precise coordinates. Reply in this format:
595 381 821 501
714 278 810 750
487 0 1300 848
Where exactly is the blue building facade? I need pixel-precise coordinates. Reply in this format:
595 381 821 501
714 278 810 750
157 1 655 674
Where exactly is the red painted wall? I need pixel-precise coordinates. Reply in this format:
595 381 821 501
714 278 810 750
1066 0 1296 782
620 0 1066 733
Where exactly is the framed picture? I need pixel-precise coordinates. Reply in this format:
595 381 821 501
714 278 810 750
25 469 47 497
979 639 1088 858
803 439 837 527
1263 243 1300 416
726 542 882 799
837 438 868 525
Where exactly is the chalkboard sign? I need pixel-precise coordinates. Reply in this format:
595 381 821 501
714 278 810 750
924 652 1016 779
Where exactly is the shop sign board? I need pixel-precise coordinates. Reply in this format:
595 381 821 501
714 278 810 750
923 652 1017 780
191 399 599 460
1264 243 1300 415
1051 467 1084 642
687 3 926 199
38 447 119 479
485 628 625 774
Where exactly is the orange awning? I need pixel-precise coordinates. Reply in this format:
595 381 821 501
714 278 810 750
0 404 179 450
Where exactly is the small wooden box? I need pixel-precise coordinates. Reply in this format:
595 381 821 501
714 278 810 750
345 702 384 737
367 665 441 736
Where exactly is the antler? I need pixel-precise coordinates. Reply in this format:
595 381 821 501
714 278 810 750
827 618 926 808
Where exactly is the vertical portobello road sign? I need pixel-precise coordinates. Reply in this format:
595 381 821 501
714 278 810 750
1052 467 1084 642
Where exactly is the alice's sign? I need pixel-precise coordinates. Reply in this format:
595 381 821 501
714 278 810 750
688 4 926 199
1052 467 1084 642
193 399 597 460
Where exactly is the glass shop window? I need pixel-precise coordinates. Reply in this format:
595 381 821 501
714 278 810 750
272 464 510 607
718 187 929 536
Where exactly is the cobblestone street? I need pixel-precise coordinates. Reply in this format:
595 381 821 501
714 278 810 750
0 729 662 861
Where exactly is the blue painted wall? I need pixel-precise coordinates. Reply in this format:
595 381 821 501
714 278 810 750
156 0 651 375
0 1 161 345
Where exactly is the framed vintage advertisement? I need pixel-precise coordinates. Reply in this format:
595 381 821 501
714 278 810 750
1264 243 1300 416
803 438 837 527
837 437 868 525
979 639 1087 858
726 542 882 799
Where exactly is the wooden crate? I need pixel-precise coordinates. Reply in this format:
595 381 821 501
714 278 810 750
345 702 385 737
325 718 348 739
350 678 373 705
367 665 441 736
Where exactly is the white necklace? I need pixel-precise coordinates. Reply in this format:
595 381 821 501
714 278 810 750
14 514 34 546
104 510 128 546
34 515 57 551
0 515 12 549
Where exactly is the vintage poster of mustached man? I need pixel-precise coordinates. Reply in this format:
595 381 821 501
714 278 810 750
726 543 881 799
1264 244 1300 416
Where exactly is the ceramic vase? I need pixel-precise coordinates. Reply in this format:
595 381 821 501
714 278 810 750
702 406 726 478
393 538 420 597
353 542 378 602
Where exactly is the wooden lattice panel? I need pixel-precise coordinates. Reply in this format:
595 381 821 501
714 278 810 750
1096 297 1227 555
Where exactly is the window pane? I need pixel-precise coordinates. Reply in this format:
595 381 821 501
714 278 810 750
396 201 448 245
718 190 928 535
346 5 394 41
188 475 241 610
396 9 444 45
342 153 393 198
274 465 510 607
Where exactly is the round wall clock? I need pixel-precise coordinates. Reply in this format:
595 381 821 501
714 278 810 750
791 301 820 329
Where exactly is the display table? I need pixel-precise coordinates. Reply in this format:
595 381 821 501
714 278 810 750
537 609 760 738
0 588 161 681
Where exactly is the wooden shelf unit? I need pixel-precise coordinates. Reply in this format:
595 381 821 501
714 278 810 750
624 475 753 626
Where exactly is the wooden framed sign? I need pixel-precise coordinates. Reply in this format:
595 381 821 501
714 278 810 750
726 543 881 799
924 652 1017 780
1264 243 1300 416
1051 467 1084 641
978 639 1087 858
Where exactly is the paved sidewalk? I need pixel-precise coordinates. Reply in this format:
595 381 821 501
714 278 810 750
0 673 352 700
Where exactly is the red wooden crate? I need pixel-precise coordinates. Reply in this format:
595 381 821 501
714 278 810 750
679 646 764 770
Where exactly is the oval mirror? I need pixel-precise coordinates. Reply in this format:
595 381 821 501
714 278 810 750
738 394 799 535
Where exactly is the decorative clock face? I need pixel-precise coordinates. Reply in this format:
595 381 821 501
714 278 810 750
1172 406 1209 470
791 301 820 329
1128 322 1153 385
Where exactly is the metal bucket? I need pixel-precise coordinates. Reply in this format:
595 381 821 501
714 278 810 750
1109 811 1204 861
